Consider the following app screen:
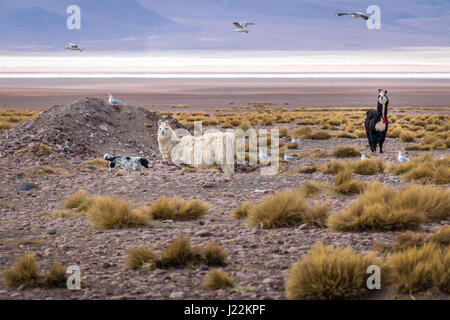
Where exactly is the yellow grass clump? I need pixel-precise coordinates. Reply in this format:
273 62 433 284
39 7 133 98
81 158 109 171
390 153 449 185
304 130 332 140
321 160 346 174
351 159 384 175
333 169 365 195
202 269 234 290
63 191 92 213
125 247 157 270
201 241 228 266
400 130 416 142
385 243 449 294
145 196 210 221
230 202 255 219
158 237 199 268
246 190 307 228
44 262 68 288
4 253 39 288
87 196 147 229
332 146 360 158
285 243 380 300
428 226 450 247
328 182 449 232
297 181 329 198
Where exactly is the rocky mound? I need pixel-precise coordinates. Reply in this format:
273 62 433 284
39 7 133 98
0 97 183 160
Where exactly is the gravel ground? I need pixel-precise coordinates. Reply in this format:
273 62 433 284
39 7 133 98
0 132 448 300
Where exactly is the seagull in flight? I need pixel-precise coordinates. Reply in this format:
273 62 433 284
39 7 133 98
397 151 410 163
361 152 369 161
284 152 298 161
233 22 255 33
107 93 124 105
65 43 84 52
335 12 369 20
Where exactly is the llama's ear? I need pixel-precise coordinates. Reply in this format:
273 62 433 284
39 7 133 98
384 90 388 95
167 122 172 128
158 119 161 126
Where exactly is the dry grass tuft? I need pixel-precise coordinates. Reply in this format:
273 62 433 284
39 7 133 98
304 130 332 140
428 226 450 247
351 159 384 175
158 237 199 268
44 262 68 288
390 153 449 185
247 190 307 228
400 130 416 142
329 182 449 232
333 169 365 195
297 181 328 198
202 269 234 290
332 146 360 158
230 202 254 219
285 243 379 299
125 247 157 270
146 196 210 221
321 160 346 175
385 243 449 294
81 158 109 171
4 253 39 288
63 191 92 212
303 203 330 228
201 241 228 266
87 196 147 229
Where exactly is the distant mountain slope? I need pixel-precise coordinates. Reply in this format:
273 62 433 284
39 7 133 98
0 0 186 50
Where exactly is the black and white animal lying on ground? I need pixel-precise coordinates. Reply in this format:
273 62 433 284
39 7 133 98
103 154 149 174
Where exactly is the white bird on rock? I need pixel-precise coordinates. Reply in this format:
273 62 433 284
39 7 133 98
361 152 369 161
290 137 302 144
259 149 272 162
107 93 124 105
284 152 298 161
398 151 410 163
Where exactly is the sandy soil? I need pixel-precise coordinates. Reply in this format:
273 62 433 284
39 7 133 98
0 78 449 110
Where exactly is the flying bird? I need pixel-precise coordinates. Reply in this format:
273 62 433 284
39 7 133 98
233 22 255 33
397 151 410 163
107 93 124 105
65 43 84 52
361 152 369 161
284 152 298 161
335 12 369 20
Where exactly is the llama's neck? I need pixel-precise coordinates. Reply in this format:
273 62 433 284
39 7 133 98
377 100 388 118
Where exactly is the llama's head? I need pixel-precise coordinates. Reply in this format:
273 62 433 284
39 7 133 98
378 89 388 104
158 120 172 137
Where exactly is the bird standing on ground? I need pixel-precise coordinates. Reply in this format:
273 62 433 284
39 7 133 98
335 12 369 20
107 93 124 105
397 151 410 163
440 154 445 160
291 137 302 144
361 152 369 160
259 149 272 162
284 152 298 161
65 43 84 52
233 22 255 33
